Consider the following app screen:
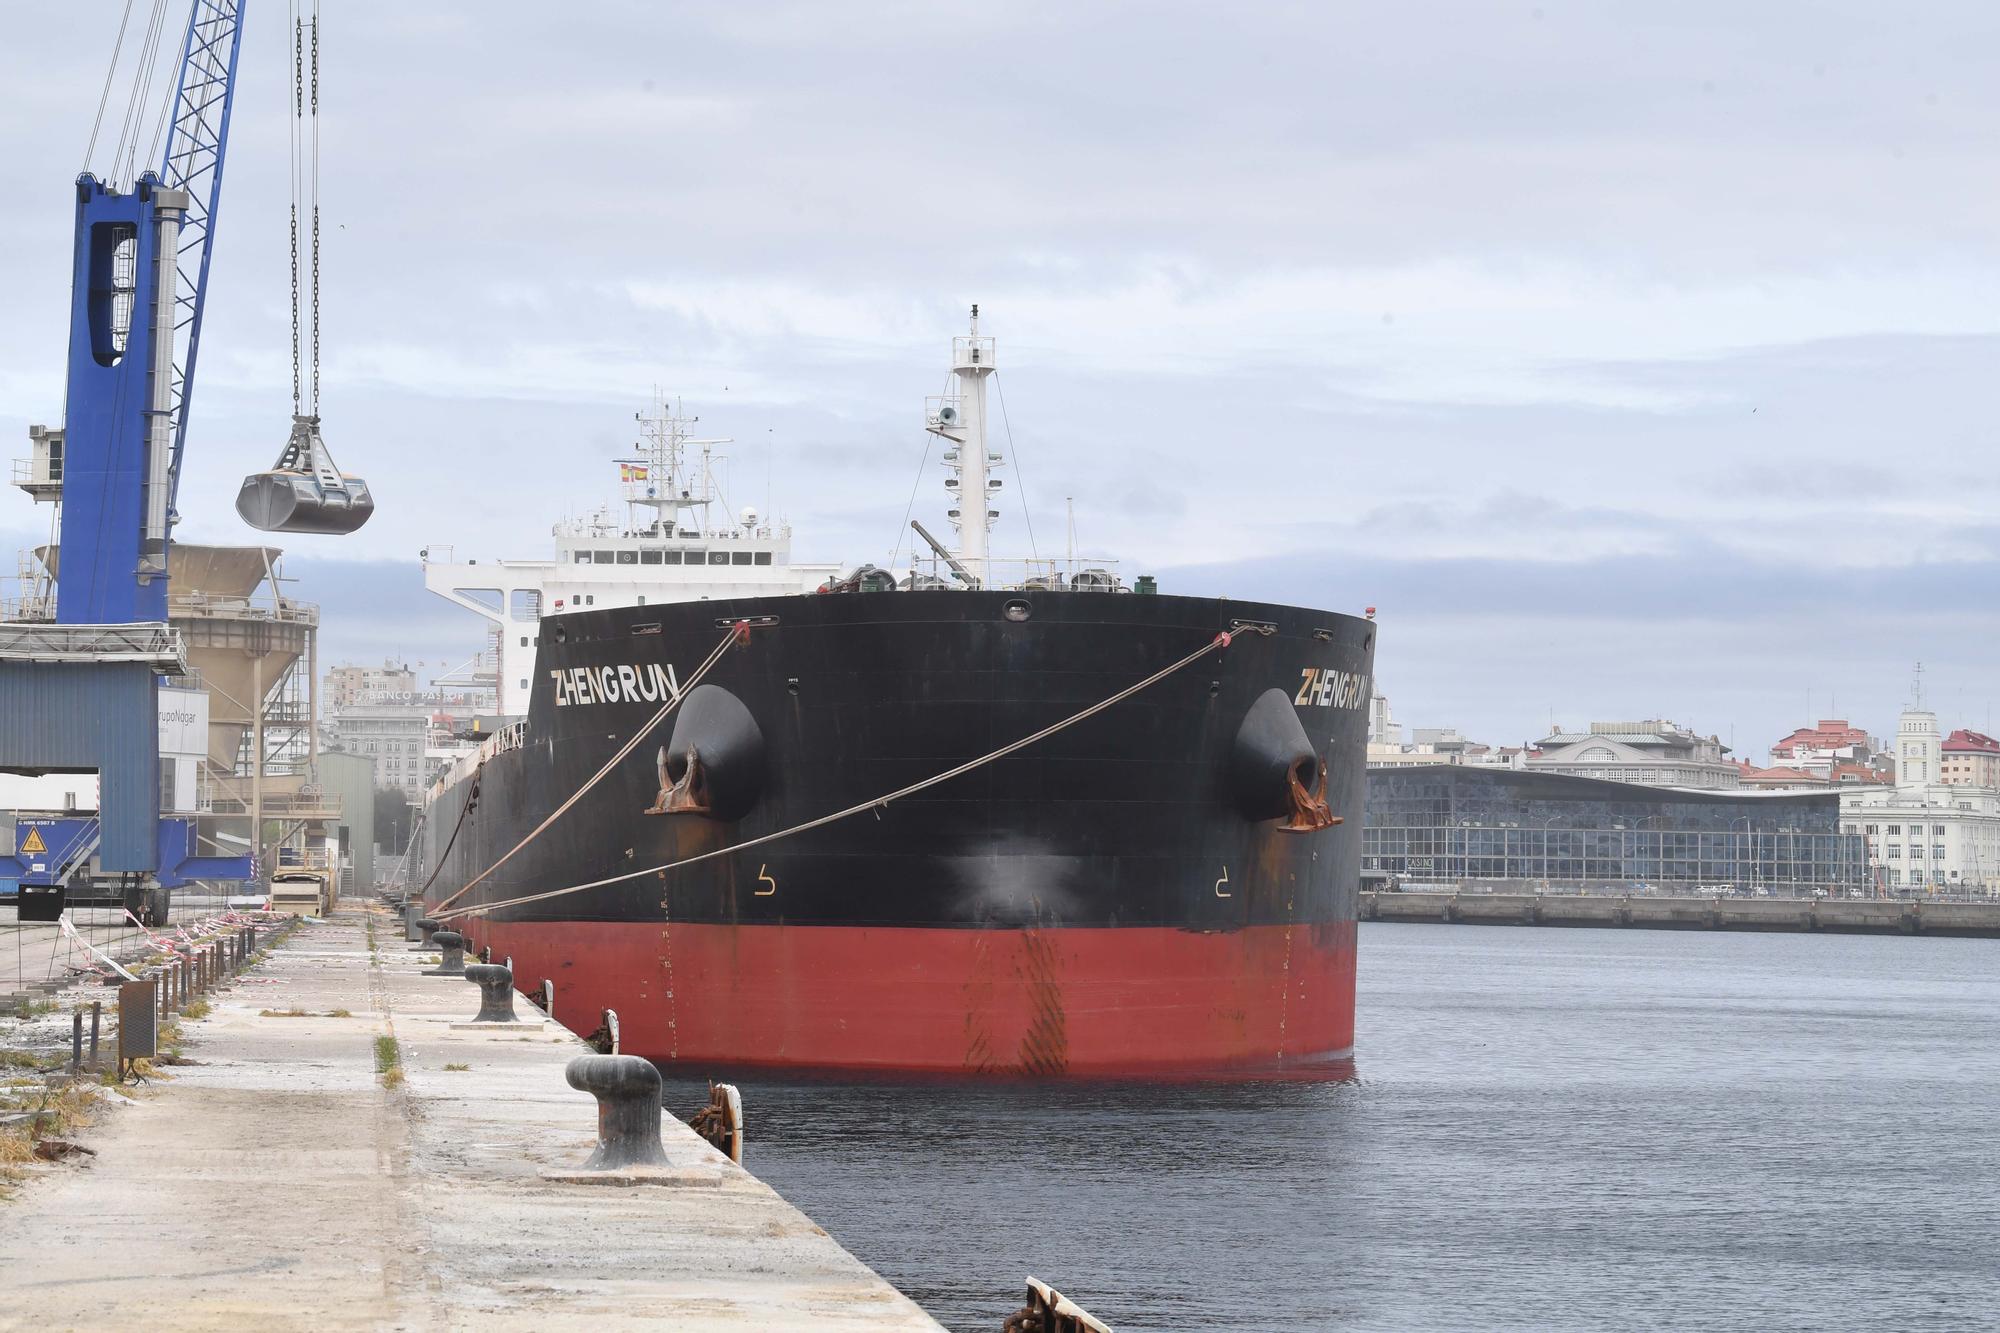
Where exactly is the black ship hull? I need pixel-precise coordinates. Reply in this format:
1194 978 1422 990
414 589 1373 1076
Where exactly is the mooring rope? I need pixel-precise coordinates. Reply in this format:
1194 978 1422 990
427 624 746 916
434 627 1254 923
408 765 480 899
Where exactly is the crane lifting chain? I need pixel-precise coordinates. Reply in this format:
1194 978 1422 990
238 1 374 536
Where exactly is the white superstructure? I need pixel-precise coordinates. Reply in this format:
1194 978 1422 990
423 398 838 716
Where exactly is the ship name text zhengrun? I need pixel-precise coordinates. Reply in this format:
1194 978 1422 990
550 662 681 708
1294 667 1369 709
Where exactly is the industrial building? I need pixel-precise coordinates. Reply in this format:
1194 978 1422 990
1364 766 1866 895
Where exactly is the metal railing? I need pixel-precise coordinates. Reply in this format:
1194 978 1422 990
903 555 1126 591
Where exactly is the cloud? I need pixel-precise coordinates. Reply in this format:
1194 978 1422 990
3 1 1998 766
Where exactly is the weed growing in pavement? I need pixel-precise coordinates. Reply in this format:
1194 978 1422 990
442 1063 469 1072
329 1008 353 1018
259 1008 311 1018
182 999 211 1020
374 1035 404 1089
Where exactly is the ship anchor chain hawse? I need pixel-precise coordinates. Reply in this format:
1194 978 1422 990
413 307 1373 1078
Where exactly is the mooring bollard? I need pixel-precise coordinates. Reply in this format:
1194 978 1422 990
564 1054 670 1169
414 917 441 950
404 903 423 942
426 931 467 976
463 963 518 1023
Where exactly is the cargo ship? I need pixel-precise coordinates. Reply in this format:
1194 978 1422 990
411 310 1372 1076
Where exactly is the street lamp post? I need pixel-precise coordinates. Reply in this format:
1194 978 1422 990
1731 815 1756 895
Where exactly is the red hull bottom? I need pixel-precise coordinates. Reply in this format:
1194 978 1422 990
452 918 1356 1078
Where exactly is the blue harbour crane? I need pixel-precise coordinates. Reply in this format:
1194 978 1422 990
2 1 368 921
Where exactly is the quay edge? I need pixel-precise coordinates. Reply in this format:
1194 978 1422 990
1362 889 2000 937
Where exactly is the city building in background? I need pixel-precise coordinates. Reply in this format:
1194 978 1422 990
320 661 501 878
1364 766 1864 894
1941 729 2000 788
1839 699 2000 894
323 704 429 804
325 660 418 709
1525 719 1739 790
1768 718 1883 777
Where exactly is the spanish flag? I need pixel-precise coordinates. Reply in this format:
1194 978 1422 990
620 463 650 483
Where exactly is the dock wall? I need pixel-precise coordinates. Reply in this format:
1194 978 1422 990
1361 890 2000 937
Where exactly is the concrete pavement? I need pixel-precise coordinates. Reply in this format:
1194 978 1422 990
0 906 943 1331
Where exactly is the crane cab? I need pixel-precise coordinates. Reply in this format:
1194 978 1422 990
237 414 374 535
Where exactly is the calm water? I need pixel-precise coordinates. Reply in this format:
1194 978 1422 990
664 924 2000 1331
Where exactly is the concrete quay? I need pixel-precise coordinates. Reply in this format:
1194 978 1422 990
1363 889 2000 937
0 906 943 1331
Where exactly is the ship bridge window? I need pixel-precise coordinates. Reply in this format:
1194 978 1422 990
640 550 664 565
753 551 772 566
731 551 752 566
708 551 729 566
683 550 705 564
571 551 588 564
616 550 638 565
661 550 683 565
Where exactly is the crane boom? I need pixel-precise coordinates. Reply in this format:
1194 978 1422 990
157 0 247 518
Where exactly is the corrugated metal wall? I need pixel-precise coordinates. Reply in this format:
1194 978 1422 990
0 662 160 870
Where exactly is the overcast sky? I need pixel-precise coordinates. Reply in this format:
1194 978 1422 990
4 2 1998 756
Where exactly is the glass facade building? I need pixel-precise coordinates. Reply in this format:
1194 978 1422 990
1365 767 1868 894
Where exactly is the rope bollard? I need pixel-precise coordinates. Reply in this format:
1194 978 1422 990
404 902 423 942
413 917 441 950
463 963 518 1023
563 1055 670 1169
425 931 467 977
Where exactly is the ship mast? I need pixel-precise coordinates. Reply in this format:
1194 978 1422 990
629 393 731 537
926 304 998 587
